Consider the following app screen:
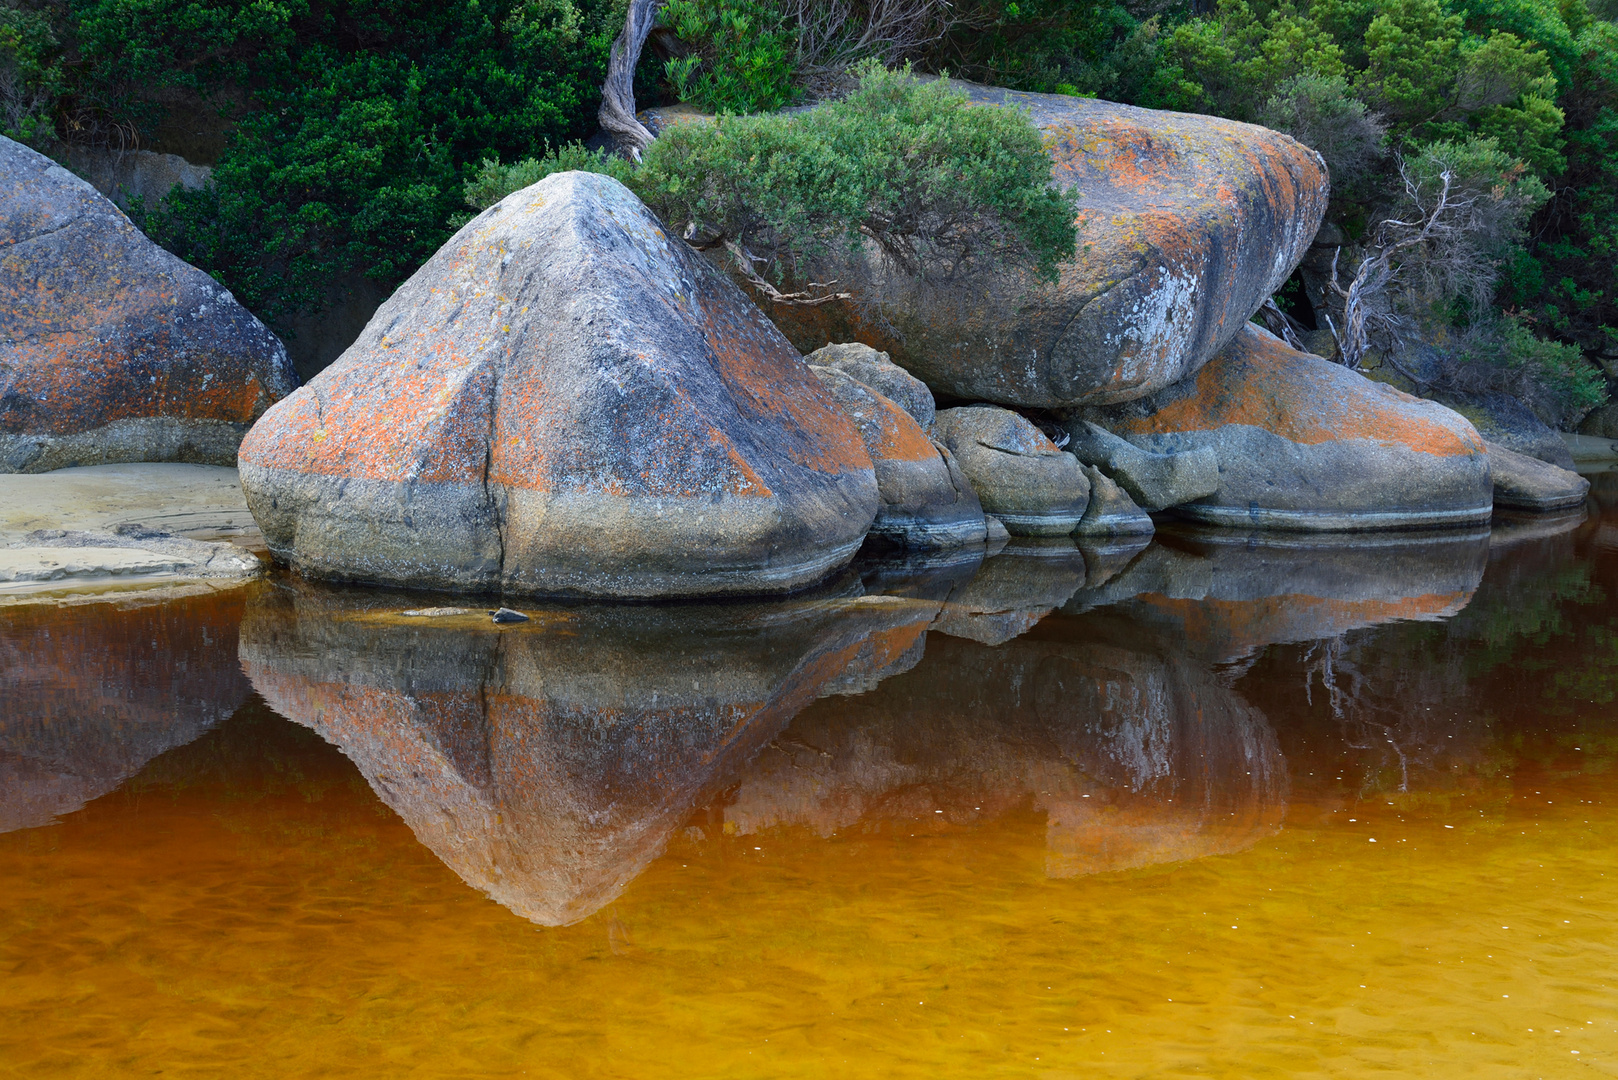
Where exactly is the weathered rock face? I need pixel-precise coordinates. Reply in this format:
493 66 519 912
239 581 937 925
718 83 1328 408
1065 419 1218 510
239 171 879 598
1085 325 1493 531
1 136 295 474
933 406 1089 535
1073 463 1154 536
0 591 252 833
805 342 936 430
1486 440 1590 511
1436 392 1576 470
809 366 986 548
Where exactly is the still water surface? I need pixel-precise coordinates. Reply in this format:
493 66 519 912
4 494 1618 1077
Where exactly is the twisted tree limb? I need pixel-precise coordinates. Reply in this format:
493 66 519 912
723 240 853 306
1258 296 1307 351
599 0 662 161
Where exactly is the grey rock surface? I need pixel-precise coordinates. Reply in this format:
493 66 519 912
810 365 985 549
933 406 1090 536
0 463 264 600
1485 440 1590 511
805 342 936 430
1086 325 1494 531
705 82 1328 408
1 136 296 473
1435 391 1576 469
60 145 211 212
239 171 880 598
1064 419 1219 510
1073 464 1154 536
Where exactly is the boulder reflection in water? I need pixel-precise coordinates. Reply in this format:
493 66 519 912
239 581 939 925
236 519 1528 919
725 624 1288 878
0 592 252 833
1070 527 1493 663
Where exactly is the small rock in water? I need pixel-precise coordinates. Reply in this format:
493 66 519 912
400 607 473 618
490 607 530 624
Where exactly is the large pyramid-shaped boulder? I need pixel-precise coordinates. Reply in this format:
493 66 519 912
1 136 295 473
1082 324 1493 531
240 172 879 598
701 84 1328 408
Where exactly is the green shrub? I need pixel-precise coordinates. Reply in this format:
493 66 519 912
1438 315 1606 426
1 2 63 147
661 0 796 114
98 0 618 327
462 142 635 214
1257 73 1387 197
469 63 1076 305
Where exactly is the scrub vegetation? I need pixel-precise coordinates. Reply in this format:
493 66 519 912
3 0 1614 419
467 65 1077 312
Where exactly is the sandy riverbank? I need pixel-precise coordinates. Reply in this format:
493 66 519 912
1 464 265 603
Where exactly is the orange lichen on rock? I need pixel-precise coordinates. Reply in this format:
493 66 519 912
660 82 1329 408
1112 324 1485 457
2 135 295 472
238 171 880 597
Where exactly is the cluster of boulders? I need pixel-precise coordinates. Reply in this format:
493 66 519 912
1 82 1596 599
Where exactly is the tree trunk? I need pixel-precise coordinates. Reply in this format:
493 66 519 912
599 0 662 161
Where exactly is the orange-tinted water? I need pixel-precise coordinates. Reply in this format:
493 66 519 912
4 502 1618 1078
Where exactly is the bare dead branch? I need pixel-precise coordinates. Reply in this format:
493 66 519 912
1259 296 1307 351
723 240 854 305
599 0 662 161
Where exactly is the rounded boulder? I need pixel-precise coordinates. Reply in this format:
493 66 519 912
1088 324 1493 531
933 406 1090 536
1 136 296 473
736 84 1328 408
809 365 985 549
239 171 879 598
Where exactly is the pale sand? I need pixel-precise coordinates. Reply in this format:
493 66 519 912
1 463 265 602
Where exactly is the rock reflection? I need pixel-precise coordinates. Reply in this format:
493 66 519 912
723 623 1286 876
1070 528 1492 662
0 593 252 832
239 581 939 925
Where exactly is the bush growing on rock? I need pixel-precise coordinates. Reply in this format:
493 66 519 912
468 64 1077 310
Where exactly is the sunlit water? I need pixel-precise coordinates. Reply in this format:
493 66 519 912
6 485 1618 1078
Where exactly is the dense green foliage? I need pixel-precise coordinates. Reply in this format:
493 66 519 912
661 0 795 114
4 0 621 327
7 0 1615 418
928 0 1616 416
468 64 1076 302
1 3 62 146
660 0 1614 419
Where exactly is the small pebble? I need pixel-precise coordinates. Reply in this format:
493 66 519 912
490 607 530 624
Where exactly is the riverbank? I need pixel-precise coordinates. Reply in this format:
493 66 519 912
0 464 264 603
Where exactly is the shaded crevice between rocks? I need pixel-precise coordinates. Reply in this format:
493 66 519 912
482 367 506 592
